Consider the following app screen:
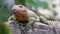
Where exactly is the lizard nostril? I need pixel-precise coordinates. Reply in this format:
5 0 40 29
12 9 16 11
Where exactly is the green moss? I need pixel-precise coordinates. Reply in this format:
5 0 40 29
0 23 12 34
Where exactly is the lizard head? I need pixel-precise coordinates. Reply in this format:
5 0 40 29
11 5 28 21
12 5 26 12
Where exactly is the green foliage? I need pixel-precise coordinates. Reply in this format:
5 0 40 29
15 0 26 6
26 0 49 16
0 23 12 34
0 0 10 23
26 0 48 9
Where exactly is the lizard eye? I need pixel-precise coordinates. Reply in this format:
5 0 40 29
19 6 22 8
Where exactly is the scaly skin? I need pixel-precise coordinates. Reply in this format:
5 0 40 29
40 16 60 28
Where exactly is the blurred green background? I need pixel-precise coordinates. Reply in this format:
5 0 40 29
0 0 52 23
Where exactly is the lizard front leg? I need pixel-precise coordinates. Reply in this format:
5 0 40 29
24 20 35 32
8 15 13 21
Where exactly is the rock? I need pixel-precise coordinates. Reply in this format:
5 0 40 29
5 21 60 34
27 22 54 34
5 21 21 34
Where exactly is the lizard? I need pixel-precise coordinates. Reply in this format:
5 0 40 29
8 5 40 31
